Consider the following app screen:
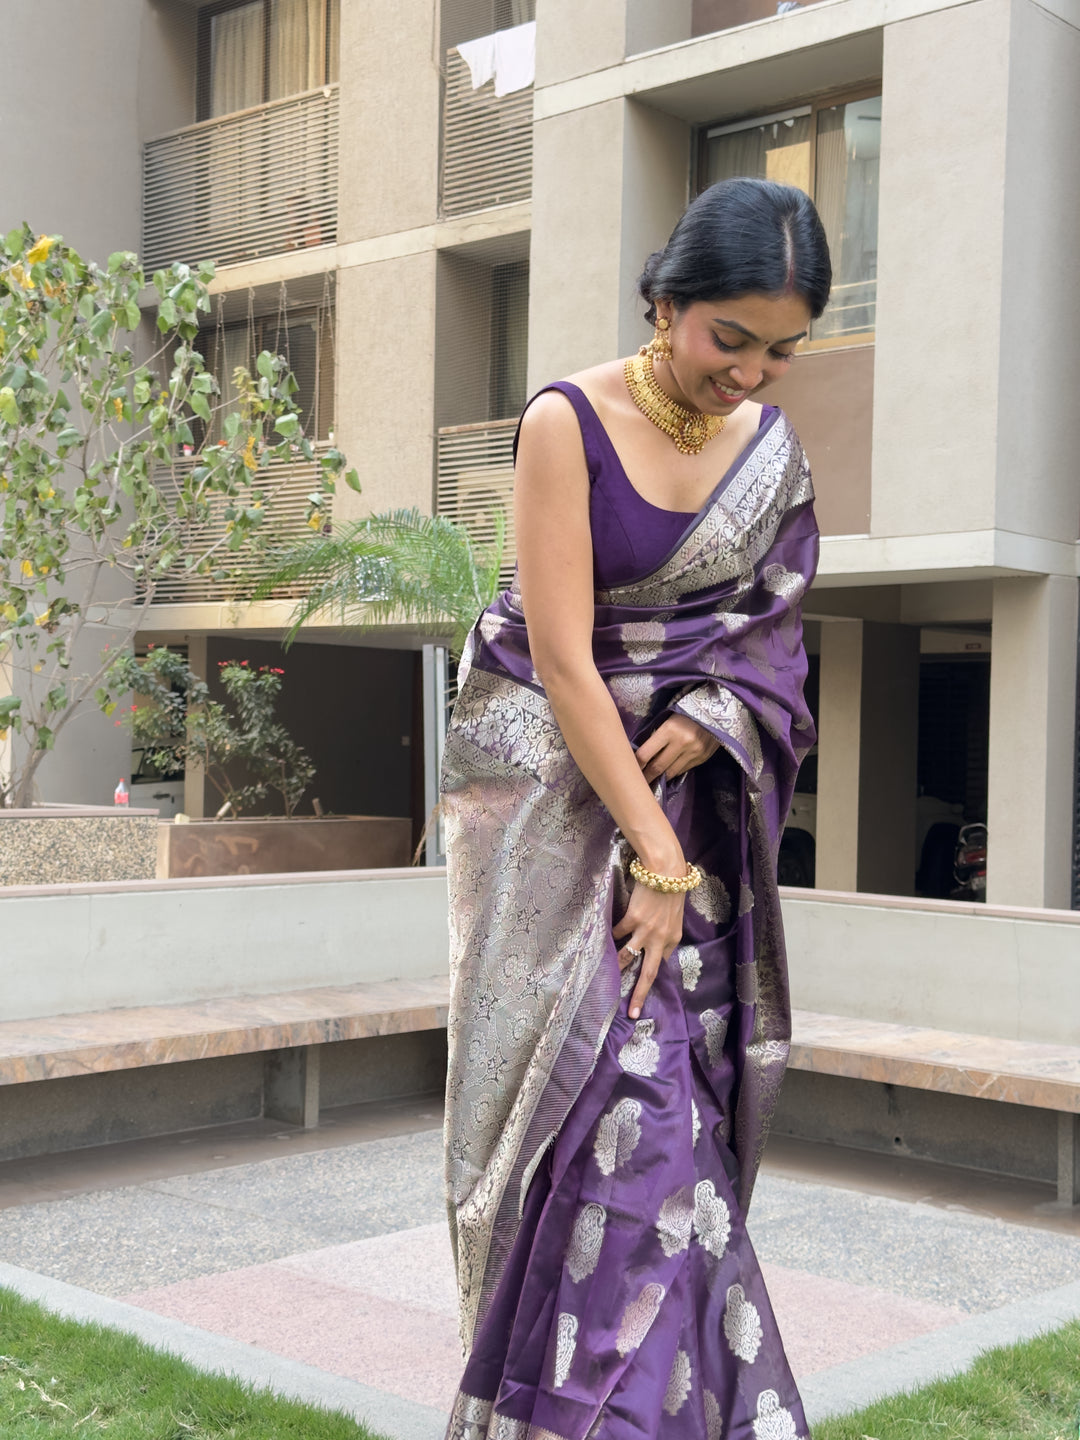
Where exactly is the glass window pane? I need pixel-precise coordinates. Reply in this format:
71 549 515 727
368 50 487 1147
269 0 324 100
813 95 881 339
210 2 265 118
327 0 340 82
703 114 811 194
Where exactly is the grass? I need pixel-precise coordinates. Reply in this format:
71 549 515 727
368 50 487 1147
812 1319 1080 1440
0 1287 385 1439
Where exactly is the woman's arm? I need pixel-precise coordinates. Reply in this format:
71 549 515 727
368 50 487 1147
515 392 685 1018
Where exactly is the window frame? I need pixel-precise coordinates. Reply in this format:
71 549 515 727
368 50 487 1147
696 83 882 352
196 0 338 122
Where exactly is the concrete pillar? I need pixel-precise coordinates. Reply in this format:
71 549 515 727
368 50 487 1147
337 0 440 243
815 622 862 892
986 576 1078 908
529 98 689 392
536 0 692 82
333 253 438 521
816 619 920 895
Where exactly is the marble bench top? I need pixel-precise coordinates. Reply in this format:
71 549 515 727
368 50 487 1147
0 977 451 1086
4 989 1078 1116
789 1009 1080 1113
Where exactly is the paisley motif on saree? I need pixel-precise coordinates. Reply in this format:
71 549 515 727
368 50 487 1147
442 407 818 1403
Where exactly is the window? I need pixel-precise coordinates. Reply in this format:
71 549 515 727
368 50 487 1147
197 308 335 444
489 262 529 420
198 0 340 120
701 90 881 342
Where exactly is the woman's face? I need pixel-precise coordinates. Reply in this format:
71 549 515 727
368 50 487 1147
655 292 812 415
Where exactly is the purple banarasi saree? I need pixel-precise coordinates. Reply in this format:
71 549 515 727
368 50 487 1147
441 397 818 1440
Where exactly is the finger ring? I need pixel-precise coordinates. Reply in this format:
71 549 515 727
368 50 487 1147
622 945 644 962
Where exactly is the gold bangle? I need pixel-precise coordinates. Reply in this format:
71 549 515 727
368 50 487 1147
629 857 703 894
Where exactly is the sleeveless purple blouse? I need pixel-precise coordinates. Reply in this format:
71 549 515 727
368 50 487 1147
518 381 777 588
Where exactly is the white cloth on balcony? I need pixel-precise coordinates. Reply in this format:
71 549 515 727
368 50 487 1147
493 21 536 96
456 32 497 90
456 21 536 97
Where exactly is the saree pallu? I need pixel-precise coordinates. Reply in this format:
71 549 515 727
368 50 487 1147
442 409 818 1440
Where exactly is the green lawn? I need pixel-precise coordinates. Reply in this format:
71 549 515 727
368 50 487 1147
812 1319 1080 1440
0 1287 384 1438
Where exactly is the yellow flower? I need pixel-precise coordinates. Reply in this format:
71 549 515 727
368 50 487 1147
307 515 321 530
20 560 34 577
113 397 123 420
242 434 257 472
9 263 31 289
27 235 54 265
35 611 50 626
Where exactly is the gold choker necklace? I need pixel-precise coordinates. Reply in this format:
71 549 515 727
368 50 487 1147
624 350 726 455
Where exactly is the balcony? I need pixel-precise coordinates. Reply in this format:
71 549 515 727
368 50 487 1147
435 420 517 586
150 445 332 606
142 86 339 272
441 49 532 218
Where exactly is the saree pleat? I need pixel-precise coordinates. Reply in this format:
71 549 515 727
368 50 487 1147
442 409 818 1440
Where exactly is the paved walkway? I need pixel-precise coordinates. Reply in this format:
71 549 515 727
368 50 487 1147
2 1104 1080 1434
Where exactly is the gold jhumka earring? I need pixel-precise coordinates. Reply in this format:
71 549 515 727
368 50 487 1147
644 315 672 362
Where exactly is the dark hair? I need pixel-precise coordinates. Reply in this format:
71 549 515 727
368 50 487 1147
639 178 832 322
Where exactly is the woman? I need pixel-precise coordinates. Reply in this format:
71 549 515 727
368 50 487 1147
442 178 828 1440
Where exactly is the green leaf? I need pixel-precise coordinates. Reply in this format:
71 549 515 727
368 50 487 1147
89 307 114 339
189 392 211 423
223 412 241 441
0 695 21 718
124 299 141 330
46 685 67 711
343 468 361 493
36 724 55 751
158 297 177 331
274 413 299 438
0 387 18 424
256 351 275 381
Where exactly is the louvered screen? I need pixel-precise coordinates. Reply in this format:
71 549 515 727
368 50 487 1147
441 49 532 217
150 446 332 605
435 421 517 588
143 85 339 270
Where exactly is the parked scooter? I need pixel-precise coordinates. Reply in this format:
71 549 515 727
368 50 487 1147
952 822 987 901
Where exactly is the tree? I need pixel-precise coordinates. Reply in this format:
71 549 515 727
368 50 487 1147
0 226 357 807
255 507 505 660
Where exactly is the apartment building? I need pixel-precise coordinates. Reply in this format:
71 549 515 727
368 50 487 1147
4 0 1078 907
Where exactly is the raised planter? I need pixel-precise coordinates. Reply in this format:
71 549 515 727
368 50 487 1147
157 814 413 879
0 805 159 887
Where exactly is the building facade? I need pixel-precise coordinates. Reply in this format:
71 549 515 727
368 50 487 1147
3 0 1078 906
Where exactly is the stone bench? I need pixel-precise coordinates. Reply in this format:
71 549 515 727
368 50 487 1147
787 1010 1080 1205
4 985 1077 1205
0 977 450 1155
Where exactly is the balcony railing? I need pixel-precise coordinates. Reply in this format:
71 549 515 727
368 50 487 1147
441 49 532 217
435 420 517 586
149 445 332 606
143 86 339 271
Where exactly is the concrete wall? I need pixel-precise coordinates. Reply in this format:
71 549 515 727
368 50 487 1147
770 346 873 536
1 869 450 1024
783 890 1080 1045
870 0 1009 538
337 0 441 242
334 252 439 518
994 0 1080 545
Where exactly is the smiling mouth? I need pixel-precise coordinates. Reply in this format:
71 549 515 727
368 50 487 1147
711 379 746 401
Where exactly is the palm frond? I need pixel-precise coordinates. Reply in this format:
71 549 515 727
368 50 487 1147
254 507 506 658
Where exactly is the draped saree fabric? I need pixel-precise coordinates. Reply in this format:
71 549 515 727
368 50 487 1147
442 406 818 1440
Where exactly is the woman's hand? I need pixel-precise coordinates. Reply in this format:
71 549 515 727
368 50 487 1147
612 883 686 1020
636 714 720 783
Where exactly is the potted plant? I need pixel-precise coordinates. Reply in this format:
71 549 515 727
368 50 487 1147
112 647 411 878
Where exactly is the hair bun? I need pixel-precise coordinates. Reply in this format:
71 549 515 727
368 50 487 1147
638 248 666 323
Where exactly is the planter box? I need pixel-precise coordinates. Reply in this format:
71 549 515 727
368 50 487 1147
0 806 159 887
157 815 413 879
